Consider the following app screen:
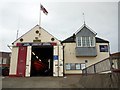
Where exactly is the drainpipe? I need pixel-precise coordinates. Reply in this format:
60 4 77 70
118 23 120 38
1 52 3 76
85 60 88 75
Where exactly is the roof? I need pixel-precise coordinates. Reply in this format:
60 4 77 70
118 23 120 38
62 24 109 43
95 37 109 43
62 35 109 43
12 25 39 44
110 52 120 59
75 24 97 35
62 35 76 43
12 25 60 44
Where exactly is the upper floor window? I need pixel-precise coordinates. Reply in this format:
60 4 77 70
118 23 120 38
3 58 7 64
76 37 95 47
0 57 2 64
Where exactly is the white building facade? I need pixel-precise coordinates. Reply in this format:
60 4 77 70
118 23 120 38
9 24 110 77
62 24 110 75
9 25 63 77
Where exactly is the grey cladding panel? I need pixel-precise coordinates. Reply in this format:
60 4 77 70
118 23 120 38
75 47 97 56
76 27 96 37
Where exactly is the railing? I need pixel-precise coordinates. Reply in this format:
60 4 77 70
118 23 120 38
82 57 120 75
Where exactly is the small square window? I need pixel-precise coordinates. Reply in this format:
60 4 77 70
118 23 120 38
81 63 86 69
70 63 76 70
3 58 7 64
0 57 2 64
66 63 86 70
75 63 81 70
66 63 71 70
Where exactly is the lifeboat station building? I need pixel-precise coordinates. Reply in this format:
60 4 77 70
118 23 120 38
9 24 110 77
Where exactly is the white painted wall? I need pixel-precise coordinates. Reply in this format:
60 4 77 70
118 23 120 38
53 46 59 76
25 46 31 77
10 25 61 77
63 43 110 74
13 25 61 45
58 46 63 76
9 46 18 75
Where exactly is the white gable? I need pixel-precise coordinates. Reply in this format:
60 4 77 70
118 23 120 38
12 25 60 45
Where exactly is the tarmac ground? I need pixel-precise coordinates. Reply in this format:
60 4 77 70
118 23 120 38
2 75 84 88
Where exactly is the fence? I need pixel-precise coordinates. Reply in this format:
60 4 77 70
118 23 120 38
82 57 120 75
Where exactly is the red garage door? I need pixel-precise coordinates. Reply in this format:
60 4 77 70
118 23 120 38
17 46 27 77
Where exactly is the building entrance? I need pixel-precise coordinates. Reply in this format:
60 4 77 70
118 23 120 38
30 46 53 76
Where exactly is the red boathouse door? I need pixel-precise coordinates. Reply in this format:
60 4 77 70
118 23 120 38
17 46 27 77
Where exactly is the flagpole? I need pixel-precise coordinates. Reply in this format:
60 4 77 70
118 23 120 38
39 4 48 28
39 3 41 28
16 29 19 39
16 17 20 39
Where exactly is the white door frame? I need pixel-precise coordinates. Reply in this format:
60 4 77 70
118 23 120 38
58 45 63 76
53 46 59 76
25 46 31 77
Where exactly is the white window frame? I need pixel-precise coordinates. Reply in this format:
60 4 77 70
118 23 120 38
0 57 2 64
75 63 81 70
76 37 95 47
66 63 86 70
81 63 86 69
3 58 7 64
66 63 71 70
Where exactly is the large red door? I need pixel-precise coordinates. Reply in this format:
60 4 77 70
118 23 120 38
17 46 27 77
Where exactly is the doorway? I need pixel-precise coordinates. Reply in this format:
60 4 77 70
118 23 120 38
30 46 53 76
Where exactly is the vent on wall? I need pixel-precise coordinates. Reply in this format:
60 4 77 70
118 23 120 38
36 30 41 37
35 30 39 34
51 38 55 41
20 38 23 42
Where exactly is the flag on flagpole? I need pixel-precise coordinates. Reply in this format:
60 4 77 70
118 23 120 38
41 4 48 15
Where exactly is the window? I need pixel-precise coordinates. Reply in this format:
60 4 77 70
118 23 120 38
66 63 71 70
66 63 85 70
99 45 108 52
3 58 7 64
82 37 86 47
90 37 94 46
86 37 90 47
77 37 82 46
81 63 86 69
71 63 76 70
77 37 95 47
75 63 81 70
0 57 2 64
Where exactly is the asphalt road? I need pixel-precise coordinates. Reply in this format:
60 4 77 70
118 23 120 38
2 75 84 88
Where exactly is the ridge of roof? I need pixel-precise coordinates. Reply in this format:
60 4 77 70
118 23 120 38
12 24 39 44
12 25 60 44
75 24 97 35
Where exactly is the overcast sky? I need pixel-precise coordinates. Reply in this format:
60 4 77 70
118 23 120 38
0 0 119 53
